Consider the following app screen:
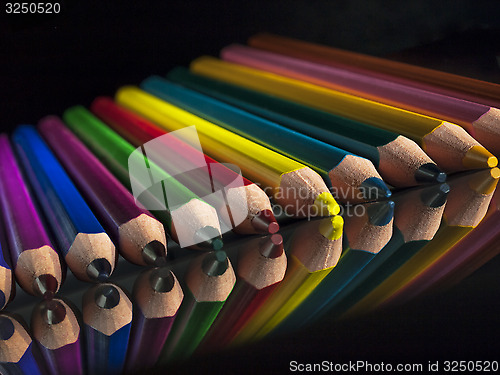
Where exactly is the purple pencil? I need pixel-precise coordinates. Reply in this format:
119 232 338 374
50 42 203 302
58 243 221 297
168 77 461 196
31 298 84 375
38 115 168 266
0 134 63 297
124 267 183 374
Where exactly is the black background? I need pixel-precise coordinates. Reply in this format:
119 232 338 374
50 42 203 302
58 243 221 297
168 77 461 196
1 1 500 373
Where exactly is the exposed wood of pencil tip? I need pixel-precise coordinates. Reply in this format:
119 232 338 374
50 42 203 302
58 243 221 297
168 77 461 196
31 299 80 350
186 252 236 302
444 168 500 227
237 234 287 290
118 214 167 266
134 268 184 319
423 122 497 172
473 108 500 155
0 314 31 363
0 267 12 308
83 284 132 336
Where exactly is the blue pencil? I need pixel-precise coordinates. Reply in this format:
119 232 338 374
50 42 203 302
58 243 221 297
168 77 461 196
12 125 116 282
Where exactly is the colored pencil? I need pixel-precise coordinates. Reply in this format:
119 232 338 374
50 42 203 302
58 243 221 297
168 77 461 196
192 55 497 172
39 115 168 266
125 267 183 374
345 167 499 317
234 42 500 157
249 32 500 152
0 313 46 375
91 97 279 235
159 250 236 363
31 298 84 375
142 76 391 203
116 86 340 218
199 234 287 352
0 215 14 310
13 125 116 282
231 215 344 345
83 283 133 375
167 67 445 187
0 134 62 297
273 200 394 335
319 182 449 319
63 106 223 250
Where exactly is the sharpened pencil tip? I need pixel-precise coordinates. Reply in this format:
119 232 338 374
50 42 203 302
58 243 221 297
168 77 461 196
0 316 15 340
150 268 175 293
39 299 66 325
202 251 229 276
420 183 450 208
87 258 112 282
94 284 121 309
142 240 167 266
469 167 500 195
462 145 498 169
415 163 447 183
251 210 280 234
33 274 58 298
313 192 340 216
360 177 392 200
259 234 284 259
366 200 395 226
318 215 344 241
194 226 224 249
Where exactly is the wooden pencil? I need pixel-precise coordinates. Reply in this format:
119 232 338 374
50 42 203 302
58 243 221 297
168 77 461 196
0 215 14 310
0 313 46 375
125 267 183 374
63 106 223 250
142 76 392 203
13 125 116 282
192 55 497 172
116 86 341 218
83 283 133 375
231 215 344 345
0 134 63 297
344 167 499 317
159 251 236 363
249 32 500 150
198 234 287 352
233 42 500 156
273 200 394 335
91 97 279 235
31 298 84 375
39 115 168 266
167 67 445 187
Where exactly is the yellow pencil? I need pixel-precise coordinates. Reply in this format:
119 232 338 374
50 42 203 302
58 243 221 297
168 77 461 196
191 56 497 173
116 86 340 218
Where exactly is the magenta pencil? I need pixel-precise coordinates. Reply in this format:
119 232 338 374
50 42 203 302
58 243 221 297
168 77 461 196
0 134 63 297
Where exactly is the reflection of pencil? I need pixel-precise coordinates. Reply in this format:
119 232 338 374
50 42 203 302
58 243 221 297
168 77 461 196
0 215 14 310
159 251 236 363
13 125 115 282
31 298 84 375
117 86 340 218
0 135 62 297
235 42 500 157
167 67 445 187
0 313 46 375
193 55 497 172
142 76 391 203
199 234 287 352
83 283 133 375
125 267 183 373
63 106 223 250
232 215 344 345
39 116 167 266
249 32 500 153
91 97 278 235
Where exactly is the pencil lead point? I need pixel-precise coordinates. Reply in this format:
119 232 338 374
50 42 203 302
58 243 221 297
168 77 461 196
202 251 228 276
415 163 447 183
251 210 279 234
149 268 175 293
420 183 450 208
142 240 167 265
462 145 498 169
33 274 58 298
39 299 66 325
318 215 344 241
194 226 224 249
313 192 340 216
259 234 284 258
360 177 392 200
87 258 112 282
94 284 121 309
469 167 500 195
366 200 395 226
0 316 15 340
